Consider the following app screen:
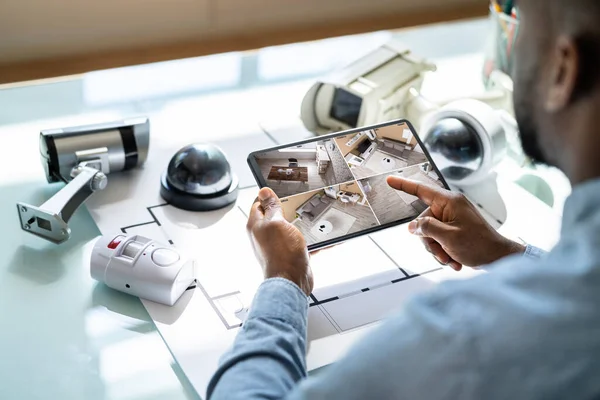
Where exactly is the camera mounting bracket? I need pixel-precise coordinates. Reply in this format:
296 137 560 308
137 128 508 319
17 165 107 244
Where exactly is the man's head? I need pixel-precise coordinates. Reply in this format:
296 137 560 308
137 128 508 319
513 0 600 183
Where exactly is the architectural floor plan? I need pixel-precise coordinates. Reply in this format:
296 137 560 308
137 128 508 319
85 121 561 397
114 194 450 338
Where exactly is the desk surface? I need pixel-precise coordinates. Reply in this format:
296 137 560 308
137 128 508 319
0 85 568 400
0 76 317 398
0 112 199 400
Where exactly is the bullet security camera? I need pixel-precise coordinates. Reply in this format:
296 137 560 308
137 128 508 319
17 117 150 244
300 39 436 134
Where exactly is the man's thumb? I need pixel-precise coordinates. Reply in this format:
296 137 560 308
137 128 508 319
408 217 449 242
258 188 284 221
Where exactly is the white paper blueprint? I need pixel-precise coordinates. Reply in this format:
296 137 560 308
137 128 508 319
85 127 561 398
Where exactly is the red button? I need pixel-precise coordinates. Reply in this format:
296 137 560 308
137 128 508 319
107 237 123 249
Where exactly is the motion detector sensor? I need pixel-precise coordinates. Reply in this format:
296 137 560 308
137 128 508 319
91 234 195 306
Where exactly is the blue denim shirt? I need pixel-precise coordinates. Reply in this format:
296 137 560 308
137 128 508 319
208 179 600 399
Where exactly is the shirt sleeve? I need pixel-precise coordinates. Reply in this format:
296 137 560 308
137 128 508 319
206 246 552 400
524 244 546 259
207 275 483 400
207 277 309 400
283 282 482 400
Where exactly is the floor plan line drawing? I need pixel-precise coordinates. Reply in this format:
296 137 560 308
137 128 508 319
194 279 243 330
309 295 340 306
120 203 169 232
369 236 411 278
117 203 248 331
147 204 167 227
235 201 443 304
212 291 243 301
116 199 446 334
120 220 157 232
317 304 343 333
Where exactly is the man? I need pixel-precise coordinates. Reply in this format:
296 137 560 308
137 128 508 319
208 0 600 398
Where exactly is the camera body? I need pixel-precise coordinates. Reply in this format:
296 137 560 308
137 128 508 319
300 39 435 135
40 117 149 183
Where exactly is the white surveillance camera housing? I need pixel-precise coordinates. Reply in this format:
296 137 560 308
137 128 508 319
298 38 521 186
91 234 195 306
420 99 508 187
300 39 436 134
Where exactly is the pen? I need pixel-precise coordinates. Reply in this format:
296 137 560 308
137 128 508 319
503 0 514 15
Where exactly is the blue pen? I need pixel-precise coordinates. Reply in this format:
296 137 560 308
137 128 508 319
503 0 514 15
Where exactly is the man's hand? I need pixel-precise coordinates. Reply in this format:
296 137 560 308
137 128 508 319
387 176 526 271
247 187 314 296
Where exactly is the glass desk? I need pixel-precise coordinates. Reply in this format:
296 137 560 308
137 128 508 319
0 18 569 399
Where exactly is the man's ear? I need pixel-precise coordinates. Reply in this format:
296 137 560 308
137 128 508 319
545 35 579 112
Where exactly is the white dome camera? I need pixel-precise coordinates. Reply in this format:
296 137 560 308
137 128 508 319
419 99 510 186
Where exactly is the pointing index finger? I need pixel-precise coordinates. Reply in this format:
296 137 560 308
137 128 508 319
386 176 446 206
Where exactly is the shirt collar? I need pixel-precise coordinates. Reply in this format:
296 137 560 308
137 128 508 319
561 177 600 233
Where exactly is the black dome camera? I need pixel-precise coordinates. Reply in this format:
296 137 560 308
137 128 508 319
160 144 239 211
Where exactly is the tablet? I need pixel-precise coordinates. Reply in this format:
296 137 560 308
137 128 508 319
247 119 449 251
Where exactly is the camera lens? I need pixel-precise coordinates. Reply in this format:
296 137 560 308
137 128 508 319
424 117 484 181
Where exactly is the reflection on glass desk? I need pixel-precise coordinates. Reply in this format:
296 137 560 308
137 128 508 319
0 181 198 400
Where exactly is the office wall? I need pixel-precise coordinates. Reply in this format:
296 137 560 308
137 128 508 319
0 0 487 84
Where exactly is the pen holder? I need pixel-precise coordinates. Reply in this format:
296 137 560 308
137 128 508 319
483 4 519 87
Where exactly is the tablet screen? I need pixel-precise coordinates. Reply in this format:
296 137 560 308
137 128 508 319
249 121 447 248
